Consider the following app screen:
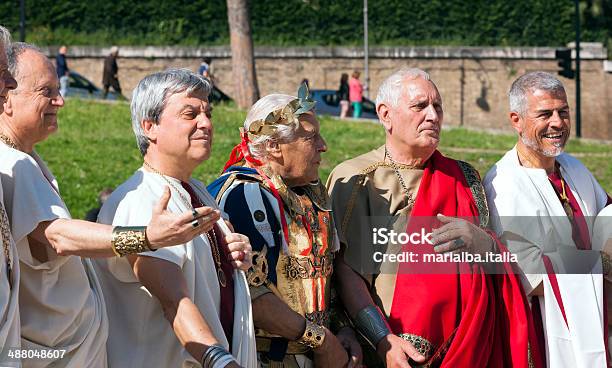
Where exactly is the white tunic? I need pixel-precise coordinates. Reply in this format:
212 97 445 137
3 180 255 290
93 168 256 368
484 147 609 368
0 183 21 368
0 143 108 368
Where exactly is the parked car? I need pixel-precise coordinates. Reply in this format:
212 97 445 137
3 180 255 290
65 71 124 100
65 72 232 103
310 89 378 120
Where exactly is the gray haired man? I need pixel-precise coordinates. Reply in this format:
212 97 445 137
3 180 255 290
328 67 535 367
93 68 256 368
484 71 612 367
0 42 217 367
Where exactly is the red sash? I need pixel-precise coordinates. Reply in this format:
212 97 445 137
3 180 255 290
388 151 543 368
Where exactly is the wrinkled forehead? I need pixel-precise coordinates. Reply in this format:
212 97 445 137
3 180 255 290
163 90 209 112
297 111 319 131
528 87 568 101
402 77 442 103
15 50 57 86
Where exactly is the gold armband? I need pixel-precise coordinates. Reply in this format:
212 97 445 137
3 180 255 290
111 226 152 256
297 320 326 349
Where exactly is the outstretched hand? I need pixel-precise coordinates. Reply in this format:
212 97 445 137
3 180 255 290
146 187 221 249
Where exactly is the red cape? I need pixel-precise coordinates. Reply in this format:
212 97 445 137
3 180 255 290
388 151 544 368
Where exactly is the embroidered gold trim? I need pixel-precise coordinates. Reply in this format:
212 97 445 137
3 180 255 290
602 251 612 280
302 181 332 211
457 160 489 228
528 343 535 368
398 333 434 360
111 226 151 256
247 248 269 287
340 174 366 239
0 204 12 289
305 310 330 328
297 320 326 349
284 254 333 280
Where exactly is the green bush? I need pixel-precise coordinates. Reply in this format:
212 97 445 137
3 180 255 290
0 0 609 49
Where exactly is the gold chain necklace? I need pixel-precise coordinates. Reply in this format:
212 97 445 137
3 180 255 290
206 230 227 287
142 161 227 288
0 133 18 150
548 167 574 220
384 146 416 208
143 161 192 209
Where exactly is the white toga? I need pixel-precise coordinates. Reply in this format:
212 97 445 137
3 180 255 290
484 147 609 368
93 168 256 368
0 143 108 368
0 182 21 368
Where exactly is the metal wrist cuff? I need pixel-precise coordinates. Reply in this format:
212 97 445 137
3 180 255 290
111 226 152 256
201 344 230 368
297 320 326 349
354 305 392 348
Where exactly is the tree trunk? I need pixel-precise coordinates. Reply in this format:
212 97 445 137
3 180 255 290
227 0 260 109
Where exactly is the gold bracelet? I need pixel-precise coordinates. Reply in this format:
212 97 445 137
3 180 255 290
111 226 152 256
601 251 612 279
297 320 326 349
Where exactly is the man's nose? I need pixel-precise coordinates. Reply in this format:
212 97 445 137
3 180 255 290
197 114 213 129
52 93 65 107
549 110 565 128
318 135 327 152
424 104 440 122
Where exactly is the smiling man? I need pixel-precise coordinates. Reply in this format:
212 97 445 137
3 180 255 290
0 43 224 367
93 68 256 368
0 25 19 368
327 68 539 367
484 71 612 367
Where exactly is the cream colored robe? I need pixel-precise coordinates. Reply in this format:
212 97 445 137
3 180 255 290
0 184 21 368
326 145 423 316
0 143 108 368
94 168 256 368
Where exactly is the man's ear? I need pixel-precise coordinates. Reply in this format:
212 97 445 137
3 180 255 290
141 120 158 142
264 140 282 159
377 102 392 133
3 93 14 116
509 112 522 135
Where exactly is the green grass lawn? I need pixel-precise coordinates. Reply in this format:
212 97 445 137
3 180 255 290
38 99 612 219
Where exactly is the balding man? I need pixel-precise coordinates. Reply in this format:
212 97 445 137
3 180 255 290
0 25 19 368
328 68 541 367
0 42 219 367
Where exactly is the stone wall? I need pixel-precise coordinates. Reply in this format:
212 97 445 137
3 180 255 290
41 45 611 140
